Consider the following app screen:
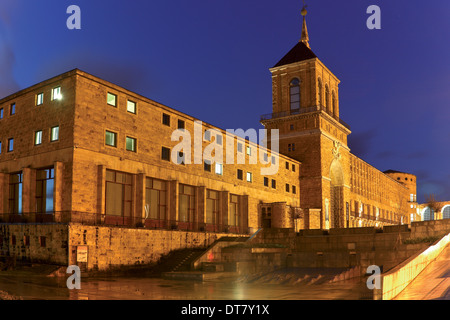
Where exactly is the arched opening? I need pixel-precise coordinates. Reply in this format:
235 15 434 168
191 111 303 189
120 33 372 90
318 78 323 107
325 85 330 114
423 207 434 221
332 91 337 117
289 78 301 110
329 159 344 228
443 205 450 219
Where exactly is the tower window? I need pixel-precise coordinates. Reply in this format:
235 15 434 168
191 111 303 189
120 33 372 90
290 78 300 110
325 85 330 113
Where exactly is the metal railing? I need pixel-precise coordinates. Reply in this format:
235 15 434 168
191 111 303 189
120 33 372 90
260 105 351 130
0 211 249 235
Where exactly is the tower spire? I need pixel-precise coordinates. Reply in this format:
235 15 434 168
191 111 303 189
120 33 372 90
300 4 310 48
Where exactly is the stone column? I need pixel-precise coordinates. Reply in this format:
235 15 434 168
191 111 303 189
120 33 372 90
0 173 8 215
97 165 106 224
53 162 63 216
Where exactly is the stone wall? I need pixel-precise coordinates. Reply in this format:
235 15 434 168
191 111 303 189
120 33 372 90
0 224 68 265
68 223 245 271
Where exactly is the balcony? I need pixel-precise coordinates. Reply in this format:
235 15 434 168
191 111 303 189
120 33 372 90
261 105 351 130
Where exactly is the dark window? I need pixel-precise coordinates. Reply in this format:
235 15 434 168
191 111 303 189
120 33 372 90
272 180 276 189
290 78 300 110
161 147 171 161
237 169 243 180
9 173 23 214
292 186 297 194
11 235 16 246
7 138 14 152
206 189 219 225
229 194 240 228
162 113 170 126
36 168 55 213
10 103 15 115
286 184 290 192
178 120 185 129
24 236 30 246
204 160 212 172
292 164 296 172
264 177 269 187
286 162 289 170
40 236 46 247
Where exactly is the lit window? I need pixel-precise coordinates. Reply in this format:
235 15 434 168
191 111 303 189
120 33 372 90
35 130 43 146
0 141 2 154
8 138 14 152
36 93 44 106
107 93 117 106
246 146 251 156
10 103 15 115
105 131 117 147
246 172 253 183
127 100 136 114
0 108 3 119
215 163 223 176
126 137 137 152
51 126 59 142
51 87 62 100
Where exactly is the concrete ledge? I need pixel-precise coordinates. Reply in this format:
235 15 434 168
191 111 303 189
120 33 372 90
381 232 450 300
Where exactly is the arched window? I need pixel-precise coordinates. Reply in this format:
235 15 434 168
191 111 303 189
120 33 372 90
289 78 300 110
443 206 450 220
318 78 323 107
423 207 434 221
325 85 330 113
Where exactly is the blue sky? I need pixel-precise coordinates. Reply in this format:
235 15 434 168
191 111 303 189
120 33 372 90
1 0 449 203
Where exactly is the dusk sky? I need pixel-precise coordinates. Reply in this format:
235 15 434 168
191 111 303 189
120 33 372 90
0 0 449 204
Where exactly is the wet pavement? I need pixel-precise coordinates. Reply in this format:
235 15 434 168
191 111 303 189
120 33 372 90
0 268 372 300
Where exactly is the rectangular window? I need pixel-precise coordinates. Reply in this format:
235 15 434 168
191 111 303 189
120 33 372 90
8 138 14 152
105 170 132 217
229 195 240 228
36 168 55 213
36 93 44 106
286 162 289 170
263 153 268 163
215 163 223 176
0 141 2 154
24 235 30 247
178 120 185 130
292 164 296 172
51 126 59 142
9 172 23 214
10 103 15 115
105 131 117 147
246 172 253 183
264 177 269 187
145 178 167 220
286 184 290 192
162 113 170 126
272 179 276 189
179 184 195 223
204 160 212 172
271 156 276 165
127 100 136 114
204 130 211 142
107 92 117 106
246 146 252 156
206 189 219 225
51 87 62 101
237 169 243 180
0 108 3 119
126 137 137 152
161 147 171 161
35 130 43 146
40 236 46 248
292 186 297 194
216 134 223 146
237 142 243 153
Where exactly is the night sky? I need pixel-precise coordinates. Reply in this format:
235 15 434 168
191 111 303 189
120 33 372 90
1 0 449 203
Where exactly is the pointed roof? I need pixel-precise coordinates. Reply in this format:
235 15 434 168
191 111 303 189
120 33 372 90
273 41 317 68
272 5 317 68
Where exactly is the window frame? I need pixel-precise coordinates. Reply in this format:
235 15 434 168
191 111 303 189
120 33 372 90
126 136 137 152
34 130 43 146
51 87 62 101
162 113 171 126
127 100 137 114
50 126 60 142
36 93 44 106
107 92 117 107
105 130 118 147
161 146 171 161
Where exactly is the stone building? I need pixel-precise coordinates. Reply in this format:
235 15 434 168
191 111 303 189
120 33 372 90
0 8 424 270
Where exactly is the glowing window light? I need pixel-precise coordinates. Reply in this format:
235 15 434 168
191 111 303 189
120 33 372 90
52 87 62 100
